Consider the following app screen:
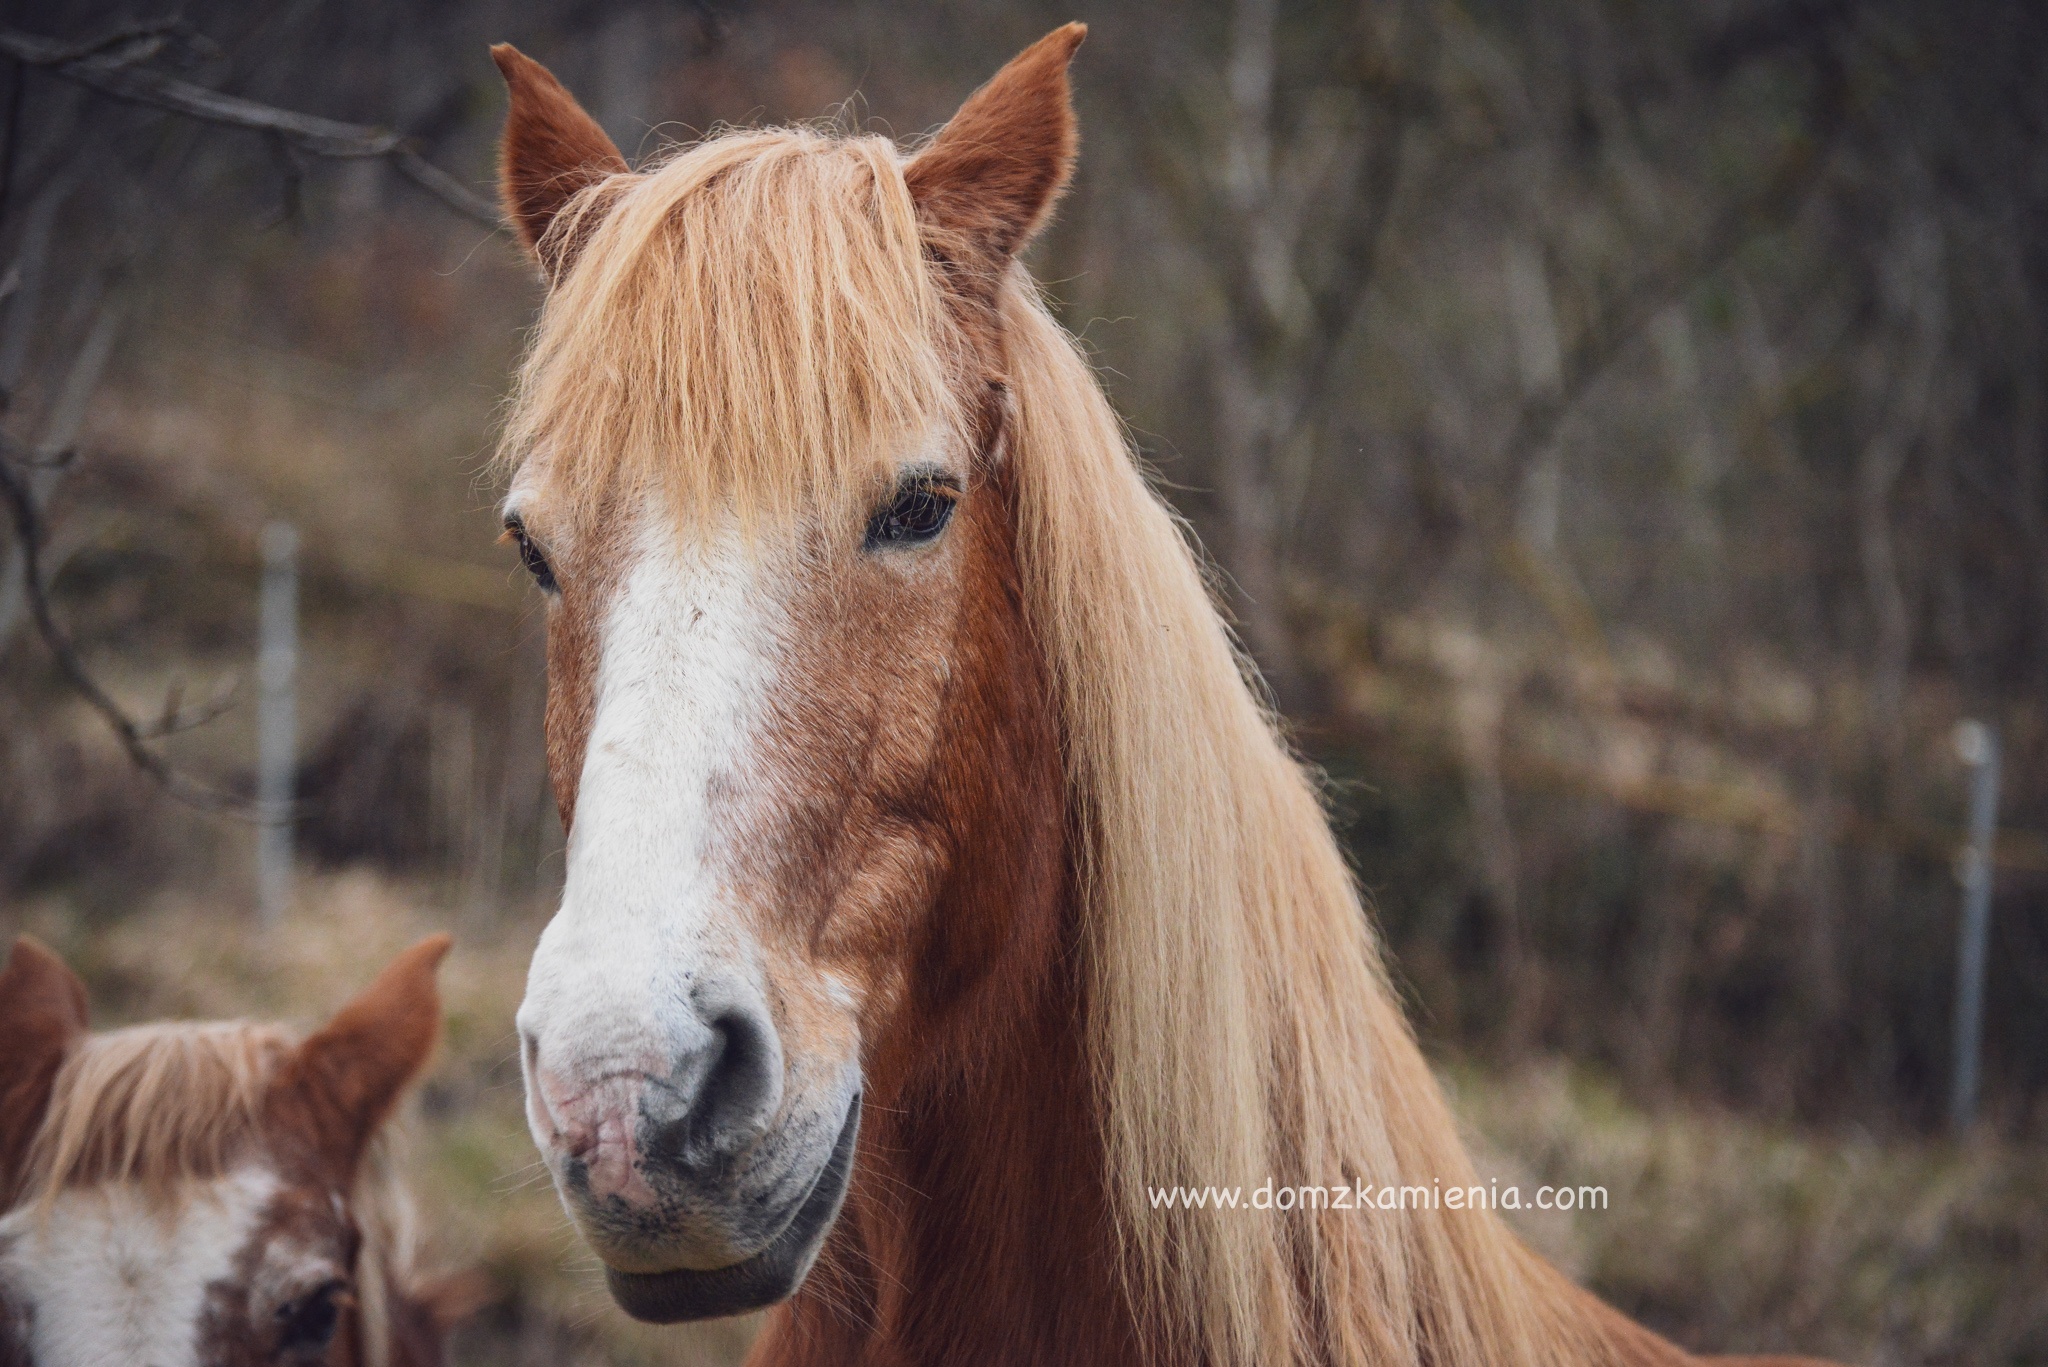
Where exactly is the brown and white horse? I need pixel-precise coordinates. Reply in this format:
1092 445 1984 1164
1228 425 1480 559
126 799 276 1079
0 936 465 1367
488 26 1843 1367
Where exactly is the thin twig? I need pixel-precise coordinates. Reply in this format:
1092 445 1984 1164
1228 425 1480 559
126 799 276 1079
0 442 271 818
24 16 193 67
0 24 501 228
1487 34 1853 523
138 673 242 740
0 17 501 816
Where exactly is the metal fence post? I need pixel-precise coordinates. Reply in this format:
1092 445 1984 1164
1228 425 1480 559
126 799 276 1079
257 521 298 924
1950 719 2000 1133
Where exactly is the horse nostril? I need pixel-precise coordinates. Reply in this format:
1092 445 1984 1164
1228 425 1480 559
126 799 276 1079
642 1007 782 1167
689 1009 781 1154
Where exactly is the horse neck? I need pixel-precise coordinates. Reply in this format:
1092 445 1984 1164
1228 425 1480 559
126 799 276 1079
768 883 1139 1366
756 505 1143 1365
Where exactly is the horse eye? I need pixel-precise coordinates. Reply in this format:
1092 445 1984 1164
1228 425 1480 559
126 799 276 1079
865 476 960 549
502 517 559 593
276 1278 347 1356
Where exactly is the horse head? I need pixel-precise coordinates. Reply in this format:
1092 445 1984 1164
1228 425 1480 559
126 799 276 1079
489 25 1086 1324
0 935 467 1367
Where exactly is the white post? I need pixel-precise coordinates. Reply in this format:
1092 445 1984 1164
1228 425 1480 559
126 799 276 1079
1502 237 1564 553
257 522 298 924
1950 719 2000 1133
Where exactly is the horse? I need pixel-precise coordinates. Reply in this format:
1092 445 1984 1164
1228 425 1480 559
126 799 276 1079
484 25 1845 1367
0 935 466 1367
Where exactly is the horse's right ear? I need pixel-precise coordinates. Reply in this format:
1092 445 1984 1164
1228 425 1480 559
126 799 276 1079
491 44 627 281
0 936 89 1199
905 23 1086 290
269 935 452 1184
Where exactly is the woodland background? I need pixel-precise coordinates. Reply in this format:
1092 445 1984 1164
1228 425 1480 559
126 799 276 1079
0 1 2043 1362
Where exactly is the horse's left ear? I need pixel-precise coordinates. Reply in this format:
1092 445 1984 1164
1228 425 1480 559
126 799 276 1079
491 43 627 281
0 937 89 1201
269 935 452 1181
906 23 1086 285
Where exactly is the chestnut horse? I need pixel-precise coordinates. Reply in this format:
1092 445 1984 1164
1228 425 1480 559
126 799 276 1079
0 936 464 1367
488 25 1843 1367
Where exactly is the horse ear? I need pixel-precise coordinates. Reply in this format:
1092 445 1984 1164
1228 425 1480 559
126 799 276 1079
491 44 628 280
905 23 1086 286
0 936 89 1199
269 935 451 1181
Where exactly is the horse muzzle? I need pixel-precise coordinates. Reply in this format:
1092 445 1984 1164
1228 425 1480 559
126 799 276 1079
604 1091 860 1321
518 969 862 1320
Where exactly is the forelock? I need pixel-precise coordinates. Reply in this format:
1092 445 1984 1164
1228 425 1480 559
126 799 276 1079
19 1022 293 1209
496 124 967 539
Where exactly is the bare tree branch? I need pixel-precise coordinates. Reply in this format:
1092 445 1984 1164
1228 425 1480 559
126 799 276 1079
0 24 502 229
0 440 269 817
1287 18 1430 413
0 15 506 818
139 673 242 739
1483 23 1853 538
1485 123 1842 538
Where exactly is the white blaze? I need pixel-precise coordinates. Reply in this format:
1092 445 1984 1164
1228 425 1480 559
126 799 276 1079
0 1166 278 1367
519 512 785 1137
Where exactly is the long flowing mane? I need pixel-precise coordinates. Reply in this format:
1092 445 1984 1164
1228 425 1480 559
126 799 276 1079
16 1020 420 1367
1001 288 1636 1367
498 125 1647 1367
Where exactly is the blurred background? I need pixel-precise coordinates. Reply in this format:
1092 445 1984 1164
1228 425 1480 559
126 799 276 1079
1 0 2043 1362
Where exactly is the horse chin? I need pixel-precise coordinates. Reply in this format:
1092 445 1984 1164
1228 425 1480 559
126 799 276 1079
603 1093 860 1324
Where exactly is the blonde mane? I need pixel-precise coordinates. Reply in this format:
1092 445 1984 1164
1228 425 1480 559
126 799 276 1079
21 1020 292 1204
498 125 961 532
1001 290 1630 1367
16 1020 419 1367
499 125 1629 1367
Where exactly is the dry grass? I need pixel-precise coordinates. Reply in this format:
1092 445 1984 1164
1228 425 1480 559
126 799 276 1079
8 870 2043 1365
1459 1064 2048 1365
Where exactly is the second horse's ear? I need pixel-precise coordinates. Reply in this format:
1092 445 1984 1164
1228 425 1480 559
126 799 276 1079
905 23 1087 293
268 935 452 1183
491 44 628 281
0 936 89 1202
